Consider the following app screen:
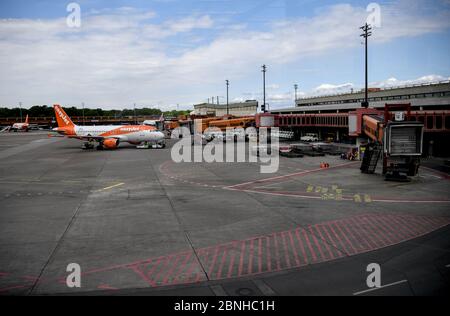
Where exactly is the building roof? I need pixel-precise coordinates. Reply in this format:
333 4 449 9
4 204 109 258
296 81 450 106
272 81 450 114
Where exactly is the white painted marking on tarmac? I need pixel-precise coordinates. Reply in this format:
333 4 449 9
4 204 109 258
353 280 408 296
445 264 450 268
97 182 125 192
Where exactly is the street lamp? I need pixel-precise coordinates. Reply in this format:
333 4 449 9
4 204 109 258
360 23 372 108
294 84 298 102
226 80 230 116
262 65 267 113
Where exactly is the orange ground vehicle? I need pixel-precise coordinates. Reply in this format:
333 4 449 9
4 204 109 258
208 117 255 131
352 104 424 180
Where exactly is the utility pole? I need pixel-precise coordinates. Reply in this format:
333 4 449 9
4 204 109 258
360 23 372 108
226 80 229 116
19 102 23 122
294 84 298 103
134 103 137 125
82 102 85 126
262 65 267 113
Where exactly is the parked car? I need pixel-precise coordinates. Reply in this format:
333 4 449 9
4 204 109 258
300 133 319 142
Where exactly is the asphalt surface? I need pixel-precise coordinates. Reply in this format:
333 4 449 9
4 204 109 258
0 132 449 296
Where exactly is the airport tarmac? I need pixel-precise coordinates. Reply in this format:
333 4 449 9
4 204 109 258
0 132 449 296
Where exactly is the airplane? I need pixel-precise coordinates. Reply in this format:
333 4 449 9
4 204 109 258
10 115 30 132
51 104 166 150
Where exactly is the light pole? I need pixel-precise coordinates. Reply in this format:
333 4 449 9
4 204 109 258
360 23 372 108
262 65 267 113
134 103 137 124
294 84 298 103
226 80 229 116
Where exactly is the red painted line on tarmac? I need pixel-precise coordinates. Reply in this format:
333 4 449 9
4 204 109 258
227 242 238 278
174 252 192 284
312 225 334 260
184 253 200 283
386 215 418 238
141 259 162 287
302 228 317 262
371 215 408 241
238 241 246 277
128 264 154 287
208 246 220 278
340 219 368 252
216 247 228 280
407 215 440 232
295 228 308 265
266 236 272 272
389 215 423 237
309 227 325 262
152 256 172 286
317 224 340 259
162 254 183 285
351 216 384 248
326 222 349 255
288 230 301 266
333 222 358 255
366 215 396 245
273 233 282 270
248 239 254 274
225 161 358 190
258 238 263 273
3 213 448 293
362 215 396 245
343 218 374 250
281 232 292 269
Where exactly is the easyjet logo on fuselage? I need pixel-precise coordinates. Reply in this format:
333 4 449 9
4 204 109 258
120 127 141 132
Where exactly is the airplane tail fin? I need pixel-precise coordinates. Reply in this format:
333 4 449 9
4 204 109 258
53 104 76 128
25 115 29 124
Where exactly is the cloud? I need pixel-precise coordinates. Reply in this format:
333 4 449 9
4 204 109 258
312 83 355 96
371 74 450 88
0 1 449 109
265 74 449 109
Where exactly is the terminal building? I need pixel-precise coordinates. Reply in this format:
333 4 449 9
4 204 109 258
272 81 450 114
193 100 258 117
265 81 450 157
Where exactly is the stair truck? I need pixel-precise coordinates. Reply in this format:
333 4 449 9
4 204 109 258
349 104 424 181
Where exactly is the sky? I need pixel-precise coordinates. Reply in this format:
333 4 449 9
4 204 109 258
0 0 449 110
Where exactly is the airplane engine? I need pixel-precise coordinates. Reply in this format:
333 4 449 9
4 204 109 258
103 138 120 149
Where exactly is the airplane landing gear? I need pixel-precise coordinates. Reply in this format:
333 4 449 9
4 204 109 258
82 142 95 150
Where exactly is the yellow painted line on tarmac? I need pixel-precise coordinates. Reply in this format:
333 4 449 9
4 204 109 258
97 183 125 192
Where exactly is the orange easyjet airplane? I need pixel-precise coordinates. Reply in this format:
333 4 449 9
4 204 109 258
10 115 30 132
52 104 165 150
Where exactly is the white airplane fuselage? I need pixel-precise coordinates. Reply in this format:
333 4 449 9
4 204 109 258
52 104 165 149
